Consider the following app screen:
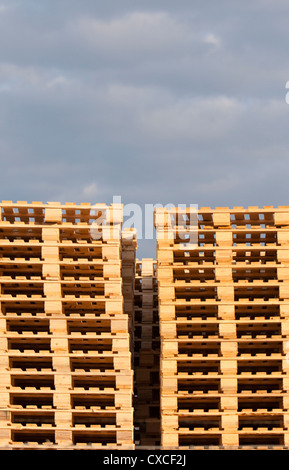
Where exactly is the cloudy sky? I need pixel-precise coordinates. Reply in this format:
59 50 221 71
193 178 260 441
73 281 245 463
0 0 289 256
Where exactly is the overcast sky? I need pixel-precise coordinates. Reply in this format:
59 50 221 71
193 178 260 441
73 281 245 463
0 0 289 256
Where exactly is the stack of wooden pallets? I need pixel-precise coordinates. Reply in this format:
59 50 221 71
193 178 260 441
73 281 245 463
133 259 160 448
2 200 289 449
0 201 135 449
155 205 289 449
121 229 138 363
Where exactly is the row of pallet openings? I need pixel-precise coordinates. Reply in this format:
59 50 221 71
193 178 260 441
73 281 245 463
0 201 123 226
2 289 289 304
153 205 289 229
3 243 289 260
0 261 126 281
0 314 130 332
154 230 289 243
2 202 289 228
0 301 132 317
158 267 289 281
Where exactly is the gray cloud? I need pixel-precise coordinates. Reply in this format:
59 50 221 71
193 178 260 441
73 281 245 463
0 0 289 257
